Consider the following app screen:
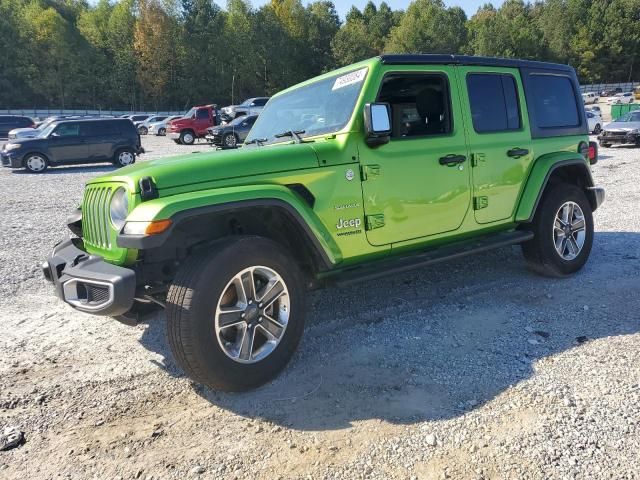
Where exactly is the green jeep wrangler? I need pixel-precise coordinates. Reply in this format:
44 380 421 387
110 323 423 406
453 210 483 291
43 55 604 391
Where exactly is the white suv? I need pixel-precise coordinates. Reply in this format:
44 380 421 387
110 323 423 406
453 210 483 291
582 92 599 104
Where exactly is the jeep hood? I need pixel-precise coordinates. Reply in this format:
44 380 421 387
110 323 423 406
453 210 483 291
92 143 320 192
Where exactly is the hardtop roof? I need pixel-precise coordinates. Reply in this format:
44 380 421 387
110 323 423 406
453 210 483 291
379 54 574 72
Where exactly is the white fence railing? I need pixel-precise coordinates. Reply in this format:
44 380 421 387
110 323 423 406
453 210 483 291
0 109 184 119
580 82 638 94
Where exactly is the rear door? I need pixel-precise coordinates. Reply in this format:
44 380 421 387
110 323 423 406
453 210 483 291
457 67 533 224
82 121 113 161
48 122 88 163
360 67 471 246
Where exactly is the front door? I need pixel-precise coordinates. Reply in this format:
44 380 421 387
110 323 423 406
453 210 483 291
457 67 533 224
361 68 471 246
48 122 88 163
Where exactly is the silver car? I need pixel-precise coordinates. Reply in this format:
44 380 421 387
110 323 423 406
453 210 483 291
147 115 183 136
137 115 169 135
598 110 640 147
221 97 269 120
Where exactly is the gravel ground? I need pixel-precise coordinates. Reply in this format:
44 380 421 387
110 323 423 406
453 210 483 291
0 135 639 479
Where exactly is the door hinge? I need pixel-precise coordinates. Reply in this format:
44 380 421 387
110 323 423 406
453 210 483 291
473 196 489 210
365 214 385 230
360 164 380 181
471 153 486 167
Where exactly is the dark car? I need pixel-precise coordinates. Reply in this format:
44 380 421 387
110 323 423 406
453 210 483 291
0 115 35 139
600 88 623 97
1 118 144 173
206 114 258 148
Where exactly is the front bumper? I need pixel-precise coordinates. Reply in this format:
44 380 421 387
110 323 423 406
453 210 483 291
1 151 22 168
205 132 224 146
168 131 180 140
42 239 136 316
598 131 640 145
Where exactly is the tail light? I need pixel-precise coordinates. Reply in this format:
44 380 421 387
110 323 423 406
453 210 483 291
579 141 597 165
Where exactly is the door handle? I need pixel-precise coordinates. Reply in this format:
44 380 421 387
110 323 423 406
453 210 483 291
439 154 466 166
507 148 529 158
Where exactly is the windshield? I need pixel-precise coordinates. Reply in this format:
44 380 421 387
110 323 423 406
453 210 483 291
229 115 255 126
184 108 196 118
246 67 367 145
39 123 57 137
616 112 640 122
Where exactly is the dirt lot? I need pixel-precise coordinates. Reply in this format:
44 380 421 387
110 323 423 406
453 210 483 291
1 135 639 479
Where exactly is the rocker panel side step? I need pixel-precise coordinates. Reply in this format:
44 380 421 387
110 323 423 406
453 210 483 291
329 230 534 287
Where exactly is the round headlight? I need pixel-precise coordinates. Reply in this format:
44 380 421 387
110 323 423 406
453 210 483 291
110 187 129 230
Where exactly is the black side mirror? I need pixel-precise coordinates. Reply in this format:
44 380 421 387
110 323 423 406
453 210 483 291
364 103 391 147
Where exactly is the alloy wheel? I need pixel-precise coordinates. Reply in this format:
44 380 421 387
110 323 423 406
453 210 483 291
224 134 237 148
553 201 586 260
215 266 290 364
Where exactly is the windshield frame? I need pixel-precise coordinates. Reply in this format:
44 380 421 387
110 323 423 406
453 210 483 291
245 66 369 146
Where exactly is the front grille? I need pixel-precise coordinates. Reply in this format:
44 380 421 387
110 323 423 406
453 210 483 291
82 185 113 249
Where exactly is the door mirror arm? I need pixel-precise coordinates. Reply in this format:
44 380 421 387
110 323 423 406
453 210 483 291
364 103 392 147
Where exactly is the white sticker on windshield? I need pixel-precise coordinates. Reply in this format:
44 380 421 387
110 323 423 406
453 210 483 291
332 68 367 91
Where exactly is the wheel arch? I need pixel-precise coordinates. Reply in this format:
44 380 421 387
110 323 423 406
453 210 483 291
22 151 50 167
516 154 599 223
117 185 340 275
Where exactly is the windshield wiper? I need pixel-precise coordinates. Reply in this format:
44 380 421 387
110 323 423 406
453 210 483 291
274 129 305 144
244 137 267 146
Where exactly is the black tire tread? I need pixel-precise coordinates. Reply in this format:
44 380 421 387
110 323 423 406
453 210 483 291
521 183 593 278
165 237 305 391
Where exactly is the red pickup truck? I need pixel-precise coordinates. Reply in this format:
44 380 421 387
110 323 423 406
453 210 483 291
167 104 219 145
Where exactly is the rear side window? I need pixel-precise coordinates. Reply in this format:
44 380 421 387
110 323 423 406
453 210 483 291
467 74 521 133
528 75 579 128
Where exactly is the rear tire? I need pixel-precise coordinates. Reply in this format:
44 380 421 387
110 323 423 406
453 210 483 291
114 148 135 167
138 126 148 135
166 237 306 391
599 141 611 148
593 124 601 134
180 130 195 145
521 183 593 277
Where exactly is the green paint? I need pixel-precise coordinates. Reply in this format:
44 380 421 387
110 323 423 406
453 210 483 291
79 57 592 274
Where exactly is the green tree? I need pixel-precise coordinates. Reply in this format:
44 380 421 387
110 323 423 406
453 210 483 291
385 0 466 54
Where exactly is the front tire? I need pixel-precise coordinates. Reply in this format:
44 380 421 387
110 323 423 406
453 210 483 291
24 153 49 173
593 124 601 134
158 127 166 136
521 183 593 277
180 130 195 145
166 237 306 391
223 133 238 148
